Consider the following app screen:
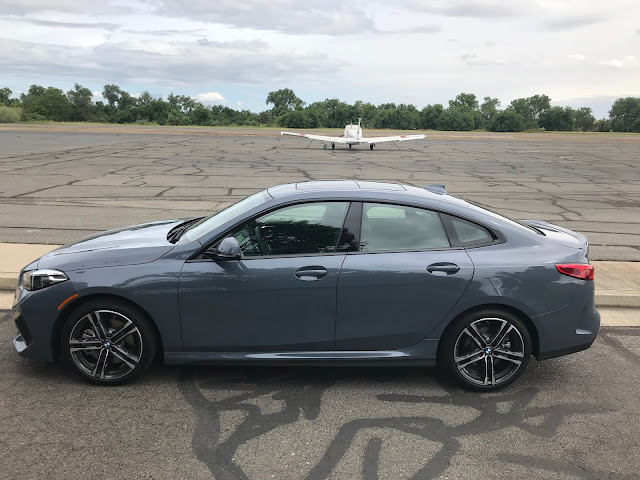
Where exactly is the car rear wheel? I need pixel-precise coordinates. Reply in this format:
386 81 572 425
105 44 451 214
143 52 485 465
61 300 156 385
439 310 531 391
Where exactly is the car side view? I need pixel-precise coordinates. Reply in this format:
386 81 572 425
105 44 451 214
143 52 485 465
11 181 599 391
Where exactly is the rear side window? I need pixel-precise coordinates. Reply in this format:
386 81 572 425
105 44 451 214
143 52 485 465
360 203 450 252
442 214 494 247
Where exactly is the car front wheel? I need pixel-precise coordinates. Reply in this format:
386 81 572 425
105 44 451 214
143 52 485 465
439 310 532 391
61 300 156 385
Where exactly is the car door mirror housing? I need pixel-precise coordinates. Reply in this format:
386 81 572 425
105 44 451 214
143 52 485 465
207 237 241 261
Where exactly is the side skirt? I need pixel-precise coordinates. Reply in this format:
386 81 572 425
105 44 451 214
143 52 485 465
164 350 437 367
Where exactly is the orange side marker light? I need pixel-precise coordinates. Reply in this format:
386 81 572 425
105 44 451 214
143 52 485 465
57 294 78 311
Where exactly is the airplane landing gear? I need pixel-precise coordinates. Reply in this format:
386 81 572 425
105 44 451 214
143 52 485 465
331 142 335 150
349 144 352 149
370 143 375 150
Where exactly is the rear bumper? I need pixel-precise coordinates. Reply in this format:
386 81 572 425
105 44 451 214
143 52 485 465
537 338 596 361
532 281 600 360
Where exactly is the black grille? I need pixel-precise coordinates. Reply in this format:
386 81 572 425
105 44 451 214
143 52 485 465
15 315 32 346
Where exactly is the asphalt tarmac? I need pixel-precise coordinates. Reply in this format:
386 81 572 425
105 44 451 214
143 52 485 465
1 126 639 479
0 127 639 260
1 311 639 479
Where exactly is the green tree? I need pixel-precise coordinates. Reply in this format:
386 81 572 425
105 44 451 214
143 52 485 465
266 88 305 116
0 87 13 106
507 95 551 128
0 105 22 123
507 94 551 129
608 97 640 132
359 102 378 129
538 106 575 131
66 83 94 121
436 109 475 131
189 104 211 125
574 107 595 132
449 93 479 111
102 84 122 108
419 104 443 130
488 110 526 132
480 97 500 122
279 110 319 128
20 85 72 121
594 118 611 132
258 110 274 126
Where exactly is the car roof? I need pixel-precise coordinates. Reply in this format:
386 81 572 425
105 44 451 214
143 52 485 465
267 180 469 207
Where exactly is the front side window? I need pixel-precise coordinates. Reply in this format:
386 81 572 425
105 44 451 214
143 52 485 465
360 203 450 252
229 202 350 257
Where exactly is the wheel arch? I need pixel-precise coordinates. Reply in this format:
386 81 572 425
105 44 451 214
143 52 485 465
52 293 165 362
437 303 540 358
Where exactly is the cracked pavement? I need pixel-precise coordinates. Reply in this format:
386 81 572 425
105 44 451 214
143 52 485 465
0 127 639 479
0 128 639 260
1 310 639 479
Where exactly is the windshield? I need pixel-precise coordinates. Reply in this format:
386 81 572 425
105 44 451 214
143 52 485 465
179 190 272 243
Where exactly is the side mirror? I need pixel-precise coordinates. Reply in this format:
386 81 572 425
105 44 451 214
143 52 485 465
207 236 241 261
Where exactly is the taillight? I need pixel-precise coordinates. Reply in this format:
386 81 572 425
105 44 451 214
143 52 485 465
555 264 594 281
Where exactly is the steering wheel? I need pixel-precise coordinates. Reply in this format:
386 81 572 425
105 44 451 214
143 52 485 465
254 225 272 255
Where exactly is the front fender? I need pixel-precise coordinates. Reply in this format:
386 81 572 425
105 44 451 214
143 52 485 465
67 259 183 352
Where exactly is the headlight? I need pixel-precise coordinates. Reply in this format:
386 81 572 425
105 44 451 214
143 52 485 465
21 269 68 291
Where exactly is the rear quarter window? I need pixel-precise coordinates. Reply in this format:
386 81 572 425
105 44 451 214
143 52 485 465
442 214 496 247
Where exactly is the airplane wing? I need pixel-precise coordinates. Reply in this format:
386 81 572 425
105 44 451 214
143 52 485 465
280 132 350 144
362 134 425 144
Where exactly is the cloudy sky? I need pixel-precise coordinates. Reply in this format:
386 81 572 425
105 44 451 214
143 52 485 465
1 0 638 117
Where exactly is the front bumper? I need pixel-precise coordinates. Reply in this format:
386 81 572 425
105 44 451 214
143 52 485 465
12 280 79 363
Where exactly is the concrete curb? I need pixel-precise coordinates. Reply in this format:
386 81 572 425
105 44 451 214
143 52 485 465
0 275 16 291
595 291 640 308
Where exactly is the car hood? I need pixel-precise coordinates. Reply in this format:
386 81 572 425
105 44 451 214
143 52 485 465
37 219 182 271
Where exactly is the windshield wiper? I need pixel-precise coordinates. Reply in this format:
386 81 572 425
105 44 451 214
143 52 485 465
167 217 204 243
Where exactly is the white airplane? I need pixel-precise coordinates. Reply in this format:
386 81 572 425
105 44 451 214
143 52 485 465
280 118 425 150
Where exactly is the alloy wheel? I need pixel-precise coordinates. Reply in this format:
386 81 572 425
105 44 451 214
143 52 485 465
68 310 143 380
453 317 525 387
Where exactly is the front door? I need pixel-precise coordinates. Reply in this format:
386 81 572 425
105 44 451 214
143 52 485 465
336 202 474 350
179 201 351 351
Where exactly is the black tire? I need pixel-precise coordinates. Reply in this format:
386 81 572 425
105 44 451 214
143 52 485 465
437 309 531 391
60 300 157 385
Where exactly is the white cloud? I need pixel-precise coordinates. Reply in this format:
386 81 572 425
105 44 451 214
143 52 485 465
598 57 638 69
0 0 638 118
194 91 225 104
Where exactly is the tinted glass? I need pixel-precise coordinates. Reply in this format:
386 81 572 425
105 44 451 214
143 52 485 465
229 202 349 256
360 203 449 252
449 216 493 246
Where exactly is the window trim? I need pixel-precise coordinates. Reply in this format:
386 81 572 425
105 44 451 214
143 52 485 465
188 198 505 261
439 212 504 248
188 200 354 261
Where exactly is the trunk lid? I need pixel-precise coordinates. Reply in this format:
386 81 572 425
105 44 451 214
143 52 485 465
522 220 589 256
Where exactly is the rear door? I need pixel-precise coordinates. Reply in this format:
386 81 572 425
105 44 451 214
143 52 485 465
336 202 474 350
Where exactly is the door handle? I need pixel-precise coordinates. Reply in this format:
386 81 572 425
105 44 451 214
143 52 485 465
427 263 460 275
294 268 328 280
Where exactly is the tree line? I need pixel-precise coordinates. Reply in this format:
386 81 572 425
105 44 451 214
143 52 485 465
1 84 639 133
